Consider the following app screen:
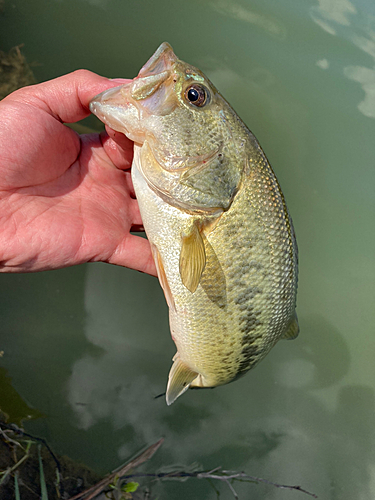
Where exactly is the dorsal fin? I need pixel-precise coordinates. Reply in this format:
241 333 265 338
179 223 206 293
166 355 198 405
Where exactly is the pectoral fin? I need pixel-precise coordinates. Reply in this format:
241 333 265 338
179 223 206 293
282 315 299 340
166 355 198 405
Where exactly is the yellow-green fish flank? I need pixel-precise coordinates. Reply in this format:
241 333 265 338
90 42 299 405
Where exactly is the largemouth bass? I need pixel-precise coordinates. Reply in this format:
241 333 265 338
90 42 299 405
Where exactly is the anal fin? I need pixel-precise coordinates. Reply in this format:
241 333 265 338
166 355 198 405
282 314 299 340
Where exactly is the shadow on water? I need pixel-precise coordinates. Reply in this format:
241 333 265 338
273 314 351 389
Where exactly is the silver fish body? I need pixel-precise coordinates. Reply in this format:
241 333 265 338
90 43 299 405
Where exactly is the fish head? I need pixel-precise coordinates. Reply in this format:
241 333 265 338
90 42 246 213
90 42 219 149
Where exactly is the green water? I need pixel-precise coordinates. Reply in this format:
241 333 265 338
1 0 375 498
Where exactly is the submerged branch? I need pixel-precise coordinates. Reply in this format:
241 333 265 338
120 467 318 499
68 438 164 500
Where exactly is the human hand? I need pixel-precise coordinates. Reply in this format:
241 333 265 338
0 70 156 275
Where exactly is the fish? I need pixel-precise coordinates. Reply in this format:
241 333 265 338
89 42 299 405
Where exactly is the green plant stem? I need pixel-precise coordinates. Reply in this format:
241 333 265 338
38 444 49 500
14 472 20 500
0 440 33 484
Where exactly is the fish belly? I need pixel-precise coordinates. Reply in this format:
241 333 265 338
131 146 298 388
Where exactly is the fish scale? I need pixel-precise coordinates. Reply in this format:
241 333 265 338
90 42 298 405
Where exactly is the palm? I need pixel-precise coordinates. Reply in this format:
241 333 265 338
0 71 155 275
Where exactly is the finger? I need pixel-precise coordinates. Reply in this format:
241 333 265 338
105 125 134 154
100 130 133 171
9 70 131 124
108 234 157 276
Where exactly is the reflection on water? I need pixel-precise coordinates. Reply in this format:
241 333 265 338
210 0 286 38
311 0 375 117
310 0 357 34
316 58 330 69
1 0 375 498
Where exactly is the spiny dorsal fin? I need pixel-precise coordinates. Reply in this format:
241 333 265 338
179 223 206 293
166 355 198 405
282 315 299 340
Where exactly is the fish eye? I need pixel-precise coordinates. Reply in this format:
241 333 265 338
184 84 208 107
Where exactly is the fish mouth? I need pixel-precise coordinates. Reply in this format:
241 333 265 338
89 84 145 142
89 43 179 141
90 85 131 130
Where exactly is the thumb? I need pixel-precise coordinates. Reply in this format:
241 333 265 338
7 70 131 124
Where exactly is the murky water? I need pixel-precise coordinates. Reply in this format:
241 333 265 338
1 0 375 498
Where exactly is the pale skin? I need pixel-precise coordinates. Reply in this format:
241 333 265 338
0 70 156 276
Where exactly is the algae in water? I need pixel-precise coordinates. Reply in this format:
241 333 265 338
0 45 36 100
